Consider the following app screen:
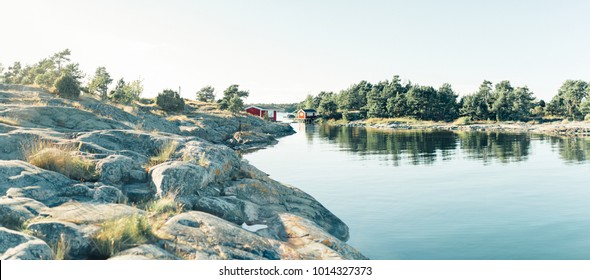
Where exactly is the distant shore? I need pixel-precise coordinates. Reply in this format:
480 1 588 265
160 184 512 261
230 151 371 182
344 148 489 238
324 118 590 137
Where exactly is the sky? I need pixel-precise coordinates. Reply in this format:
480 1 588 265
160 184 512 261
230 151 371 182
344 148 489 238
1 0 589 103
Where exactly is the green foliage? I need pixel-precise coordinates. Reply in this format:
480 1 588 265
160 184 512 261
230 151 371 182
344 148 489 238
88 67 113 100
342 111 364 121
218 84 248 112
2 49 84 89
109 78 143 104
460 80 535 122
228 94 245 115
196 85 216 102
301 75 459 122
54 74 81 99
547 80 589 120
156 89 185 112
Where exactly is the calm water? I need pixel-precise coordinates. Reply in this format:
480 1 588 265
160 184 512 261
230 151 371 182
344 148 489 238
244 124 590 260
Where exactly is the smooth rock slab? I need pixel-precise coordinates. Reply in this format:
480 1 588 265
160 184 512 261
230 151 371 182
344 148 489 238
109 244 180 260
225 178 350 241
41 202 145 224
156 211 281 260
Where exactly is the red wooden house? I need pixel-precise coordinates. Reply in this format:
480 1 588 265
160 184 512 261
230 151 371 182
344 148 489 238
296 109 318 123
245 106 277 121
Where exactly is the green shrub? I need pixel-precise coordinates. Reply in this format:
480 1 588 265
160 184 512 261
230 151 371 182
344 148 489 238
156 89 185 112
54 74 80 99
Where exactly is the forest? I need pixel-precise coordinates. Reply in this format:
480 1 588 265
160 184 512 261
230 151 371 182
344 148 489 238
298 76 590 122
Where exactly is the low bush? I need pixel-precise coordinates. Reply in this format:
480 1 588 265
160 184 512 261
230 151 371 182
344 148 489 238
54 74 81 99
156 89 185 112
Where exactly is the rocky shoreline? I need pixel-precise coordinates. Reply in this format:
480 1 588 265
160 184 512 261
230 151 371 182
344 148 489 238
0 85 366 260
337 119 590 137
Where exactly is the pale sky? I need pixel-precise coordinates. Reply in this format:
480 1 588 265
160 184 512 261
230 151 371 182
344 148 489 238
1 0 589 103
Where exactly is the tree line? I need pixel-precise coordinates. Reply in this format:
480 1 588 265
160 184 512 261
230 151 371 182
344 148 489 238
0 50 249 114
299 75 590 122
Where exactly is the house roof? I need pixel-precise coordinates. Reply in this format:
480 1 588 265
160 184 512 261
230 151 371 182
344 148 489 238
245 106 280 111
300 109 317 113
245 106 265 110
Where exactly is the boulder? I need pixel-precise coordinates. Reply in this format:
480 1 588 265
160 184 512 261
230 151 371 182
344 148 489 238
92 185 125 203
122 183 154 203
149 161 210 198
96 155 147 185
156 211 281 260
180 140 241 184
0 197 47 229
27 221 92 259
0 227 53 260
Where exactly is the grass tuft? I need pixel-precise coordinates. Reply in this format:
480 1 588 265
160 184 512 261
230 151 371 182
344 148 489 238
23 139 97 181
198 153 210 167
147 141 179 169
0 116 20 126
53 234 71 260
91 214 152 259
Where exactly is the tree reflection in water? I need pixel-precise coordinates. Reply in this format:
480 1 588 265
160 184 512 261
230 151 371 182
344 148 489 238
312 124 590 165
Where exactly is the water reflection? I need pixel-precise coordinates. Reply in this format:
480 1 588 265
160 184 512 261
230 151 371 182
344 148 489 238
310 124 590 165
457 132 530 164
550 137 590 163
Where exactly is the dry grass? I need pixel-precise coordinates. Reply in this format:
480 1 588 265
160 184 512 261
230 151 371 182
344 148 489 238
53 234 71 260
198 153 210 168
91 214 152 259
166 115 189 122
0 116 20 126
148 194 182 225
23 139 97 181
8 97 48 106
146 141 179 169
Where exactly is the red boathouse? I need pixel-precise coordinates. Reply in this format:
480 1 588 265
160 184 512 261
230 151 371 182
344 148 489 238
245 106 277 121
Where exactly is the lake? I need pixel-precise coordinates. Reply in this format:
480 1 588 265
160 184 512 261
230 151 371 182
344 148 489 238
243 123 590 260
